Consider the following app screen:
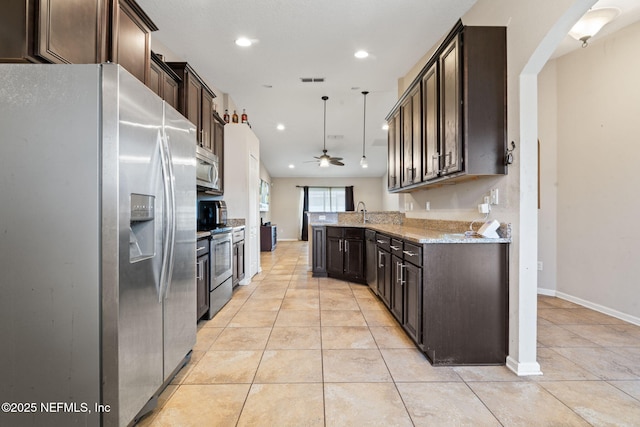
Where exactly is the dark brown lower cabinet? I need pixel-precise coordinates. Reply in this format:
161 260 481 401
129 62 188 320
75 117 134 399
326 227 365 283
402 259 422 344
422 243 508 365
196 236 210 321
311 226 327 277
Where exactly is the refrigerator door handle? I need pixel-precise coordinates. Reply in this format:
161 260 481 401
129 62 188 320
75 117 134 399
158 129 173 302
162 130 177 300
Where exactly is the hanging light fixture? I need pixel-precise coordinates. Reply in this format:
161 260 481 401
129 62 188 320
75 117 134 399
569 7 619 48
320 96 330 167
360 91 369 168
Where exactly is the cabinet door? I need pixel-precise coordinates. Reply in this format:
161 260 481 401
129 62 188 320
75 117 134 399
377 249 392 308
163 75 179 110
148 60 163 97
196 254 210 320
39 0 106 64
401 97 413 187
326 236 344 276
237 240 245 282
344 238 364 280
422 64 439 181
439 35 462 175
403 262 422 343
185 73 202 140
312 226 327 275
411 85 423 183
387 113 401 190
232 242 239 286
201 89 214 152
112 0 155 84
390 255 404 322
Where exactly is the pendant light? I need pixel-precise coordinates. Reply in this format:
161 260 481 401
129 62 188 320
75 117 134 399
360 91 369 168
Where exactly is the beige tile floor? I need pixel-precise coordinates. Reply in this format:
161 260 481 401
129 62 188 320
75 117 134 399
138 241 640 426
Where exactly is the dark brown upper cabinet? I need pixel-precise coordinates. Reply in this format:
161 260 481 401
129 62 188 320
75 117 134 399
386 21 507 192
0 0 107 64
149 52 181 110
111 0 157 85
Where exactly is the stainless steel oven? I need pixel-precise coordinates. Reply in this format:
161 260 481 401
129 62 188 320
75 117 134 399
207 227 233 319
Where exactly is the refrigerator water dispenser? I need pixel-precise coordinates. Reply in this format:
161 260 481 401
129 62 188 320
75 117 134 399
130 193 156 262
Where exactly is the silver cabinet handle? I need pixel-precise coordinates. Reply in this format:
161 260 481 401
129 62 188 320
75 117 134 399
390 245 400 250
403 250 416 257
345 240 349 252
399 263 406 285
196 260 202 281
339 239 342 252
378 251 383 268
376 239 385 244
197 246 206 251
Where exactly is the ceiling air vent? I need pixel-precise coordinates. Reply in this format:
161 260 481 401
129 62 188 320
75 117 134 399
300 77 325 83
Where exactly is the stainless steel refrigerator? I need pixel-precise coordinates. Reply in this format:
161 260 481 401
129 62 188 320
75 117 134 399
0 64 197 426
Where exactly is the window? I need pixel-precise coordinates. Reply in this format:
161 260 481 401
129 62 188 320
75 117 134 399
308 187 346 212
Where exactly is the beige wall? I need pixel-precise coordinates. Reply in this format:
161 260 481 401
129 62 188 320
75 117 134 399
539 21 640 322
270 177 384 240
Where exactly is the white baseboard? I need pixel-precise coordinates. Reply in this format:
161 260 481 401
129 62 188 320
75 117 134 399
278 238 300 242
537 287 556 296
554 291 640 327
506 356 542 376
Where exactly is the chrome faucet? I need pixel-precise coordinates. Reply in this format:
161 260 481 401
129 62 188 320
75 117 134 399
356 201 367 224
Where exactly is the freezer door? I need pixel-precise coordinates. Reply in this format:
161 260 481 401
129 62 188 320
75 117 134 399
102 65 166 426
162 103 197 380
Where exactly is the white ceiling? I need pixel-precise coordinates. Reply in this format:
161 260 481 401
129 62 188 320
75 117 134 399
137 0 640 179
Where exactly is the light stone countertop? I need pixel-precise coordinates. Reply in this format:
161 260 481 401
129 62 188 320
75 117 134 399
307 212 511 244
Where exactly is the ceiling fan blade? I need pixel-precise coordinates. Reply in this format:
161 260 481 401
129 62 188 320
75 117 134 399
329 156 343 161
330 160 344 166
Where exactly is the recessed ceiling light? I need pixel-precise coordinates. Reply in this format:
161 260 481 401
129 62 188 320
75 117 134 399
288 164 295 169
354 50 369 59
235 37 252 47
382 123 389 131
277 124 285 131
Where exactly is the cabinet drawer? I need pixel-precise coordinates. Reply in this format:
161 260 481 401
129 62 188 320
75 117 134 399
232 228 245 242
376 234 390 251
390 239 403 257
327 226 342 238
343 227 364 239
403 242 423 266
197 237 210 257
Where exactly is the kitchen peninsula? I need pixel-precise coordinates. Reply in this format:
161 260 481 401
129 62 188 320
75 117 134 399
309 211 509 366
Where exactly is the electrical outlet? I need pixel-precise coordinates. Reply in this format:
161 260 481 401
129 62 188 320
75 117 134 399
537 261 543 271
425 201 430 211
490 188 499 205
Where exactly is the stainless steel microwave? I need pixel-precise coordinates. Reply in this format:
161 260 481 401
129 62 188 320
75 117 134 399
196 146 220 193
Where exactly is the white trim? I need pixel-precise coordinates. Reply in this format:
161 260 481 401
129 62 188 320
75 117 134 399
278 238 300 242
555 291 640 327
506 356 543 376
537 287 556 296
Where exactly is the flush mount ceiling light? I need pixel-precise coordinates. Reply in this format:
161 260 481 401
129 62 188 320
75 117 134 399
382 123 389 131
354 50 369 59
277 124 285 131
288 164 295 169
235 37 253 47
569 7 620 47
360 91 369 168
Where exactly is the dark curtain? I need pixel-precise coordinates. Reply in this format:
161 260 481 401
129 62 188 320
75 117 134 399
301 186 310 241
345 186 355 211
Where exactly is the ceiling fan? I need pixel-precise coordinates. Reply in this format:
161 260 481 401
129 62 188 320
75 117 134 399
311 96 344 167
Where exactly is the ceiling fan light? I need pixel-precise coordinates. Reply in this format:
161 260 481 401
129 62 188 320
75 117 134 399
360 156 368 168
319 157 330 167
